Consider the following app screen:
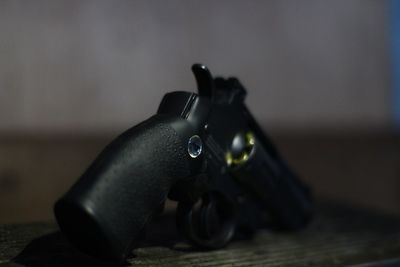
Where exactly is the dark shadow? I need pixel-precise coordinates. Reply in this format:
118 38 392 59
11 202 400 266
12 231 121 267
12 212 184 267
11 209 259 266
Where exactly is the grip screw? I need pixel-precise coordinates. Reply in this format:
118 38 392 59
188 135 203 158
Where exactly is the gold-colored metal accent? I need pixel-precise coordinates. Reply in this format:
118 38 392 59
225 132 255 167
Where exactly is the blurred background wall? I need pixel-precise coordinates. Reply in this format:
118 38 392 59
0 0 398 223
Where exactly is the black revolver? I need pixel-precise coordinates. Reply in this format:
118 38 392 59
54 64 313 261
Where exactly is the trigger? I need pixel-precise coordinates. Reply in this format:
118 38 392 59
200 200 222 239
176 192 237 249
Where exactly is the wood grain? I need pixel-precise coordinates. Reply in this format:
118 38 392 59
0 204 400 266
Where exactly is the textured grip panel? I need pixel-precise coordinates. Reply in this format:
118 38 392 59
54 114 192 261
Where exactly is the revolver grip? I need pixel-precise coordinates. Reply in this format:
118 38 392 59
54 114 193 261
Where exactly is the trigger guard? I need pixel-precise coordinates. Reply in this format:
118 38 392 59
176 192 237 249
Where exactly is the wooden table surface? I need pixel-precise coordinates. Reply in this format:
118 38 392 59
1 204 400 267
